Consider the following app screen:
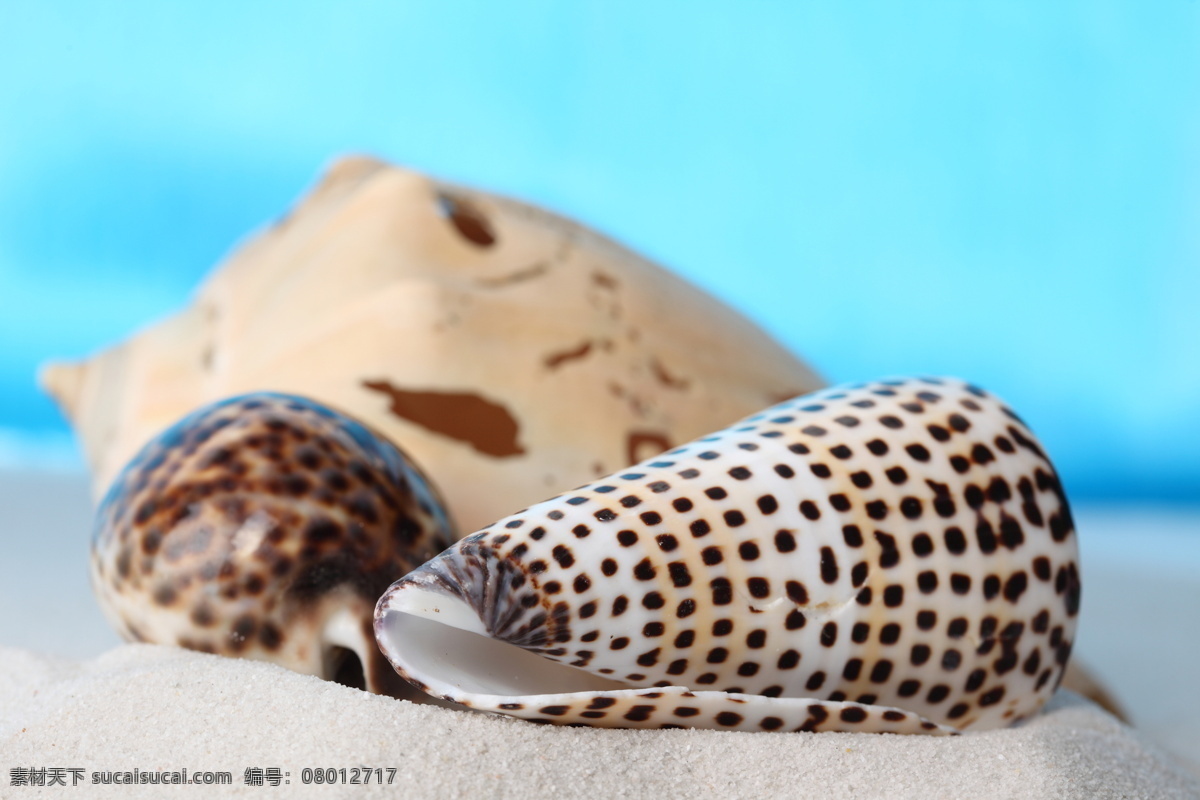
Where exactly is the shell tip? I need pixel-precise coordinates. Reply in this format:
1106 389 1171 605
39 360 86 421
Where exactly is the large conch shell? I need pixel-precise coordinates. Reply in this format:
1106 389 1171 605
92 392 454 697
375 378 1080 733
40 156 821 533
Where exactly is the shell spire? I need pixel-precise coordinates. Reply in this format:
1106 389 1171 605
375 378 1080 733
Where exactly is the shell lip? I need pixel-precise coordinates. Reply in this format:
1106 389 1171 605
372 578 960 735
374 575 634 700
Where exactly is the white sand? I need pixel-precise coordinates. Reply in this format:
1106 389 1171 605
3 470 1199 798
1 644 1196 800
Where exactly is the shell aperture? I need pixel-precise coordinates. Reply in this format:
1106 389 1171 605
92 392 455 696
375 378 1080 733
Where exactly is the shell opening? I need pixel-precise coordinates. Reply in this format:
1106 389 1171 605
325 646 365 691
377 584 629 699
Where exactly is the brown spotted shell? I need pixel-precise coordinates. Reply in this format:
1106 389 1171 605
375 378 1080 732
92 392 454 695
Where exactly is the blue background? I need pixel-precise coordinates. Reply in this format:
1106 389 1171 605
0 2 1196 503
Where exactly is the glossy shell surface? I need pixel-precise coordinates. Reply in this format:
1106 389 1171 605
376 377 1080 733
93 392 454 695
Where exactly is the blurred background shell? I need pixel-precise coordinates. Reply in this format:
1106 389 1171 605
42 157 822 533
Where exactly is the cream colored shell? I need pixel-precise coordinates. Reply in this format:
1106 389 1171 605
42 156 821 533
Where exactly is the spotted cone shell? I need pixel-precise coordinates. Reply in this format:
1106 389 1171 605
93 393 454 696
375 378 1080 733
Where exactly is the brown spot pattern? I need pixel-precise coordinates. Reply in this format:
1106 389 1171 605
436 193 496 247
544 340 595 370
374 377 1078 734
627 431 672 464
362 380 525 458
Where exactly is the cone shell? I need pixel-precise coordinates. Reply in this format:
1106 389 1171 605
93 392 454 696
41 156 821 533
375 378 1080 733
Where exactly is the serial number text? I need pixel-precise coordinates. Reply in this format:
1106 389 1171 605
300 768 398 785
